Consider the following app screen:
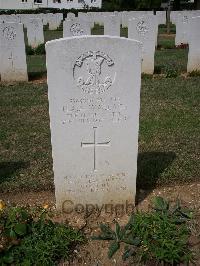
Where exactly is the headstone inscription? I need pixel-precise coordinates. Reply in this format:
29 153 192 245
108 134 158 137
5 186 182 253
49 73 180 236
187 16 200 72
46 36 142 210
0 22 28 82
63 18 91 37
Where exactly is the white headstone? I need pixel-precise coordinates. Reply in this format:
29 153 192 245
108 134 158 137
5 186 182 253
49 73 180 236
156 11 166 25
26 18 44 48
48 14 59 30
0 22 28 82
187 16 200 72
78 12 94 29
175 13 190 46
63 18 91 37
56 13 63 27
46 36 142 210
128 15 157 74
42 13 49 26
88 12 104 26
67 12 76 20
104 15 121 36
121 11 129 28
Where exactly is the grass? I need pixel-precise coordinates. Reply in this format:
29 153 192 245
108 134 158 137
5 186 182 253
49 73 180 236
138 77 199 189
0 76 199 193
0 205 84 265
155 49 188 74
44 29 63 42
0 28 199 193
0 83 53 192
27 55 46 80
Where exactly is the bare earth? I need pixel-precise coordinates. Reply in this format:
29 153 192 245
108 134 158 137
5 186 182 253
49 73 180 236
1 182 200 266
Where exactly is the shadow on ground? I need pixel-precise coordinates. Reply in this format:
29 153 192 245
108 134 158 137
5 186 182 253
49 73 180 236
28 71 47 81
0 161 30 184
136 151 176 205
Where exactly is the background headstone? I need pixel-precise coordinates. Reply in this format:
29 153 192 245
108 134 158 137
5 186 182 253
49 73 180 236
187 16 200 72
175 13 190 46
0 22 28 81
63 18 91 37
104 15 121 36
26 18 44 48
48 13 59 30
128 15 157 74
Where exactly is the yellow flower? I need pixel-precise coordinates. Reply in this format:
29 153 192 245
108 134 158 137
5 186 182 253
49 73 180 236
43 204 49 209
0 200 5 211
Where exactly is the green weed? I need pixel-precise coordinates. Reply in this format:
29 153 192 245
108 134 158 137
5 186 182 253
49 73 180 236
0 204 84 265
92 197 193 265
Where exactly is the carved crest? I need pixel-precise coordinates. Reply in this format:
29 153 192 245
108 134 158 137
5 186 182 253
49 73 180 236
73 51 115 95
3 26 16 41
32 20 39 29
182 15 188 23
136 20 149 36
70 23 84 36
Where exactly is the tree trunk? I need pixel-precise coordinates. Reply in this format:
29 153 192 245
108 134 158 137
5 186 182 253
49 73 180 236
194 0 200 9
174 0 180 10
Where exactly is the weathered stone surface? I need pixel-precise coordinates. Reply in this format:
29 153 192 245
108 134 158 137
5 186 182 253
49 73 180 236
46 36 142 210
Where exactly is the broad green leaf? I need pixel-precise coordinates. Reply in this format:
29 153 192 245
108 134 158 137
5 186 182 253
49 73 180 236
14 223 27 236
153 197 169 211
123 236 140 246
9 228 17 238
100 223 113 234
115 221 121 239
3 254 14 264
108 241 120 258
91 235 115 240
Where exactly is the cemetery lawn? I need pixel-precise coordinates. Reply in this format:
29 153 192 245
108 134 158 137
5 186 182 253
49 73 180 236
0 76 199 194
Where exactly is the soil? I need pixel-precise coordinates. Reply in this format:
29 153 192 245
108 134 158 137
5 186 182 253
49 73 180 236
1 182 200 266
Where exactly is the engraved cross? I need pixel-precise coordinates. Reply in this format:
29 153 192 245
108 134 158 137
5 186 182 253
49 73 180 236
8 52 14 69
81 127 110 171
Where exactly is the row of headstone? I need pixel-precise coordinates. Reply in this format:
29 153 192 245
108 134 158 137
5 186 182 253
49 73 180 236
0 13 63 48
63 14 158 74
74 11 165 28
1 11 200 82
0 13 63 30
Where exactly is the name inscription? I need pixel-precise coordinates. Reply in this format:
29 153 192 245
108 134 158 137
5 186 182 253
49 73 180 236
62 96 128 124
